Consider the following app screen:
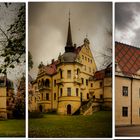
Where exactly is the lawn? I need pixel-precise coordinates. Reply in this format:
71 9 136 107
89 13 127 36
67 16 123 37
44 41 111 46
0 119 25 137
29 111 112 138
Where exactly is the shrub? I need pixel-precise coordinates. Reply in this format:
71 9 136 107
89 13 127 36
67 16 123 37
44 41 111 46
29 111 44 119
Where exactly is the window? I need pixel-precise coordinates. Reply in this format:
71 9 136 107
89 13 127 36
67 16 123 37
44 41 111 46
93 95 95 99
122 86 128 96
46 93 49 100
91 83 93 87
67 70 71 79
60 88 63 96
87 93 89 99
100 94 103 99
81 78 84 84
60 69 63 78
54 93 56 100
82 55 84 59
100 82 103 87
139 88 140 98
54 80 56 87
88 58 90 62
45 79 50 87
86 79 88 86
67 88 71 96
85 56 87 61
122 107 128 117
41 93 43 100
84 65 86 71
89 67 91 73
76 88 79 96
77 68 80 75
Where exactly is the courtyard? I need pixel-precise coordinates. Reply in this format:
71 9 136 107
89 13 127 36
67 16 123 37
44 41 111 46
29 111 112 138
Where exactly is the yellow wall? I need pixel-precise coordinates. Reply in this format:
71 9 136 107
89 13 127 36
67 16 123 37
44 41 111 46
0 87 7 118
115 76 140 125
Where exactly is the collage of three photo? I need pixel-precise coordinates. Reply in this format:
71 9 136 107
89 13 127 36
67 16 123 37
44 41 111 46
0 1 140 139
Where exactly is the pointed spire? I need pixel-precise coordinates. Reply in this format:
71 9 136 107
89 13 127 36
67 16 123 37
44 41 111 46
66 10 73 47
65 10 75 52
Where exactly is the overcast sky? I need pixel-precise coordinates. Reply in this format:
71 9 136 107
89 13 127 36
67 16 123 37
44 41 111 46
115 3 140 47
29 2 112 79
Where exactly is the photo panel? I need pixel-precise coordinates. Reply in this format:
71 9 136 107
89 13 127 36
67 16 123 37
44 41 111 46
28 2 112 138
0 2 26 137
115 2 140 137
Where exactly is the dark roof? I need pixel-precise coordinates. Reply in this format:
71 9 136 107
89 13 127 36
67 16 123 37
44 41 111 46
91 66 112 80
115 42 140 76
61 52 77 62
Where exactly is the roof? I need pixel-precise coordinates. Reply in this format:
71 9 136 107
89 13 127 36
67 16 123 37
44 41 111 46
90 66 112 81
38 60 59 76
115 42 140 76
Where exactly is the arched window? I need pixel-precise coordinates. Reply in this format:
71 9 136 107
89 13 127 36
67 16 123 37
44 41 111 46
45 79 50 87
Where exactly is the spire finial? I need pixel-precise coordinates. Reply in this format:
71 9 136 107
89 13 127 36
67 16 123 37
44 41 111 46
69 9 70 21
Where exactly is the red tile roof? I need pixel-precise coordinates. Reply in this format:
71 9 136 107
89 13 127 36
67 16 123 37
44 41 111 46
115 42 140 76
41 60 59 75
93 70 105 80
92 66 112 80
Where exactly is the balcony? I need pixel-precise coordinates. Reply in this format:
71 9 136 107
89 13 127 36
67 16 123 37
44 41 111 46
74 78 82 84
38 85 51 91
56 78 64 84
58 96 80 102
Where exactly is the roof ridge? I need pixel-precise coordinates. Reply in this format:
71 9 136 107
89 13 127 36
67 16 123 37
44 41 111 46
115 41 140 50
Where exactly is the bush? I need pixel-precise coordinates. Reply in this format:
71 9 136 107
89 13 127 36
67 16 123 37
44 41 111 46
46 109 57 114
29 111 44 119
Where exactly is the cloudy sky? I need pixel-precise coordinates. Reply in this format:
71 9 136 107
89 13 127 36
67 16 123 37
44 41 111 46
116 3 140 47
0 3 25 82
29 2 112 79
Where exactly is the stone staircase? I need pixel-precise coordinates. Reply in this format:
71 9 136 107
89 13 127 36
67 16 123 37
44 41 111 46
73 97 103 115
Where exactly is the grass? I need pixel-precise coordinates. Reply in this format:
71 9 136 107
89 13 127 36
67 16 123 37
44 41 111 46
29 111 112 138
0 119 25 137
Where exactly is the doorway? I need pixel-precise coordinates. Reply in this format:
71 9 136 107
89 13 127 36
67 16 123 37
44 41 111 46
39 105 43 112
67 104 71 115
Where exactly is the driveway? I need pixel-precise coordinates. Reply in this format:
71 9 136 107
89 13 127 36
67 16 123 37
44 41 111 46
116 125 140 136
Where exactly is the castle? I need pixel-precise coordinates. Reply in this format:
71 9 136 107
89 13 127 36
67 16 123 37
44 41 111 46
29 16 112 115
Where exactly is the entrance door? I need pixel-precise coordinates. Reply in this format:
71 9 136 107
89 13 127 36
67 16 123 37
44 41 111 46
67 104 71 115
39 105 43 112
